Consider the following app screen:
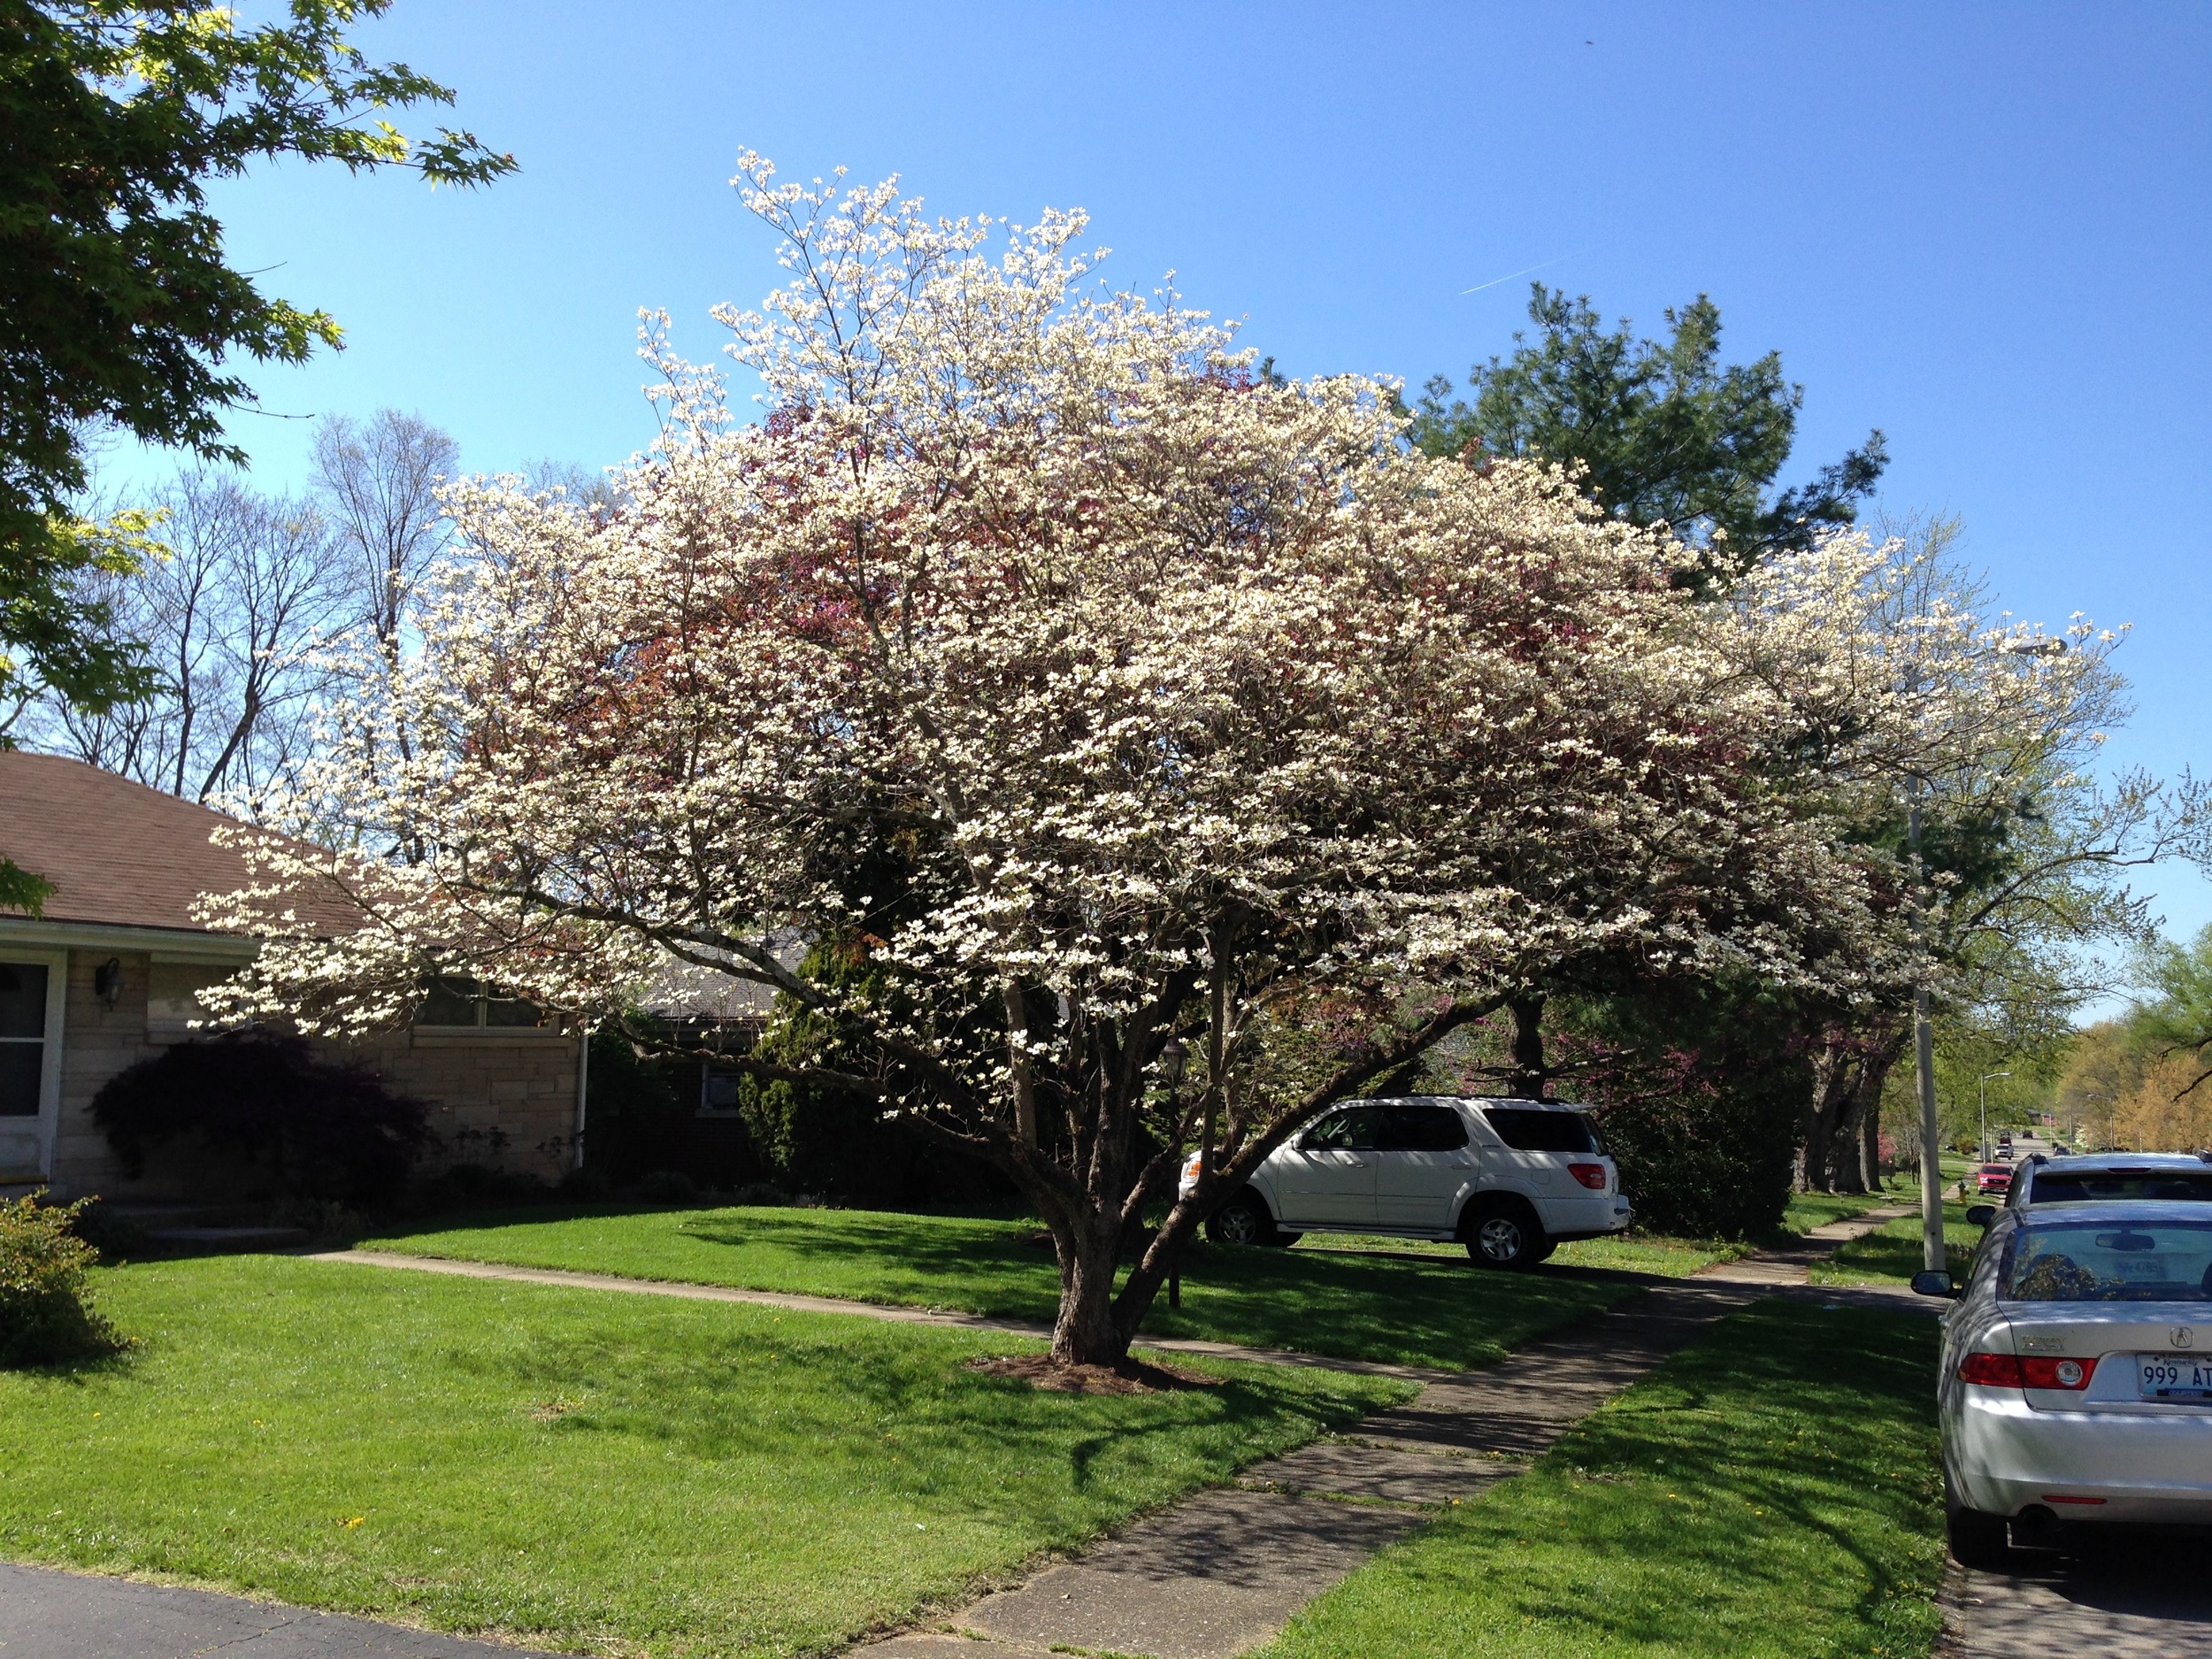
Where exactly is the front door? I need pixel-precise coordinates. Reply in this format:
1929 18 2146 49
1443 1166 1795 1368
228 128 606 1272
0 959 58 1183
1371 1102 1476 1230
1276 1105 1381 1226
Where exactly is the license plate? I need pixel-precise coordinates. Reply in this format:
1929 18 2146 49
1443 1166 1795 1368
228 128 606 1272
2137 1355 2212 1402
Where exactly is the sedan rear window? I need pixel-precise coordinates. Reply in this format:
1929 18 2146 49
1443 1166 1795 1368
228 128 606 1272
2003 1219 2212 1302
1483 1107 1603 1154
2028 1171 2212 1204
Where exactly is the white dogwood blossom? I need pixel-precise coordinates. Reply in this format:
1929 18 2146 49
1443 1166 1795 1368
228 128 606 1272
203 161 1914 1363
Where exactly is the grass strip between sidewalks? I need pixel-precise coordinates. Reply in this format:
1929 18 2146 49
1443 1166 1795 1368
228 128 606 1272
365 1204 1658 1370
1811 1194 1978 1287
1258 1298 1947 1659
0 1255 1409 1659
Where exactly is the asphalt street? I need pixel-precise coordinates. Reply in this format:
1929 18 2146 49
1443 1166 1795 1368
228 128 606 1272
1945 1531 2212 1657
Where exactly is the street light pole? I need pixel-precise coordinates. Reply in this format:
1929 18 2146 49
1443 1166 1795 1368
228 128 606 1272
1978 1071 2011 1164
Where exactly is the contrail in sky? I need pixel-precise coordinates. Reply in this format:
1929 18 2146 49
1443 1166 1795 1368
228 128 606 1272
1462 249 1592 296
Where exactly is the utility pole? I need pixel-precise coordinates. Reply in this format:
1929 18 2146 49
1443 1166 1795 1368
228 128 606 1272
1911 779 1947 1274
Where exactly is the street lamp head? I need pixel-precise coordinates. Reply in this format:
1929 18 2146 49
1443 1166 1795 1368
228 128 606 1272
1158 1036 1188 1087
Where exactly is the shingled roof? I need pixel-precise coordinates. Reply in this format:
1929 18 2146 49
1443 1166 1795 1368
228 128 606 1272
0 752 272 934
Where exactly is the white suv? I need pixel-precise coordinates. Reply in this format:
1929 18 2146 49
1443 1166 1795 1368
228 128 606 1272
1181 1095 1631 1269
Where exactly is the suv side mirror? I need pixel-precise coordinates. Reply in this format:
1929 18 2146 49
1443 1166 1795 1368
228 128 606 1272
1965 1204 1996 1227
1909 1270 1959 1299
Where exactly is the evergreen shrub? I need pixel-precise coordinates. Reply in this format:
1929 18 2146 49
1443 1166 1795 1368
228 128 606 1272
0 1195 132 1366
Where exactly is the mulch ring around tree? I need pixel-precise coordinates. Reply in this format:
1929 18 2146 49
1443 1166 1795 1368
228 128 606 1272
967 1353 1224 1394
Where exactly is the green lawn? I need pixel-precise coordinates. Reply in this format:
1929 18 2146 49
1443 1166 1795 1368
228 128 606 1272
0 1256 1406 1658
365 1204 1648 1370
1257 1299 1947 1659
1811 1194 1979 1288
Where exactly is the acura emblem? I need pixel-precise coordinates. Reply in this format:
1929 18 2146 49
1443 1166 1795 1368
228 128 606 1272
2172 1327 2196 1349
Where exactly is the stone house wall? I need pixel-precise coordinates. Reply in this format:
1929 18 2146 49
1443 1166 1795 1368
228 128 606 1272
45 947 578 1202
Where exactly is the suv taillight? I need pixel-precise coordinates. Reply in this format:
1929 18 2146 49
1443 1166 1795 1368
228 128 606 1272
1181 1154 1204 1181
1567 1163 1608 1190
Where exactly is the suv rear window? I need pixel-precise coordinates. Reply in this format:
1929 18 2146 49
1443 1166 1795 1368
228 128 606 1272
1483 1107 1602 1154
2027 1170 2212 1204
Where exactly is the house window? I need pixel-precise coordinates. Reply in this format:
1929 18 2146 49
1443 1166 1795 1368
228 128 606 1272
700 1065 744 1115
0 963 46 1118
417 975 555 1031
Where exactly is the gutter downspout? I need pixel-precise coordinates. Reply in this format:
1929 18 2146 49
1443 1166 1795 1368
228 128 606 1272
573 1025 590 1171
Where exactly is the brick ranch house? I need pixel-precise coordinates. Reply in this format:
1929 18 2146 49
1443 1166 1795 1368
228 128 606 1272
0 751 582 1201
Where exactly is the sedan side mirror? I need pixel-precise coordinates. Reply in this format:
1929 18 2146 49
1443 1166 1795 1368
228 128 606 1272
1965 1205 1996 1227
1909 1270 1959 1299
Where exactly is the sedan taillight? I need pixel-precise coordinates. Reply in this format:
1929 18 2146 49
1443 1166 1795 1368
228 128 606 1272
1567 1163 1608 1190
1958 1352 2023 1386
1958 1352 2097 1390
2023 1356 2096 1390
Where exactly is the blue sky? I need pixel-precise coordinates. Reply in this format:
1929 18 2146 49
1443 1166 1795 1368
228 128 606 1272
148 1 2212 947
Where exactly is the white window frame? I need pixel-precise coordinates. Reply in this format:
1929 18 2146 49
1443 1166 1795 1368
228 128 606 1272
0 948 69 1184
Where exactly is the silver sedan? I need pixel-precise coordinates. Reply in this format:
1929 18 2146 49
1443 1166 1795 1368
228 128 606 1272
1916 1200 2212 1565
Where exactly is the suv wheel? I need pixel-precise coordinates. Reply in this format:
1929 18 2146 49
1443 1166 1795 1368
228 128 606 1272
1463 1198 1548 1270
1208 1191 1294 1248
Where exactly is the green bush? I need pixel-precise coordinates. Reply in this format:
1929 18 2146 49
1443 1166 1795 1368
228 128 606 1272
0 1195 132 1366
1568 986 1808 1240
91 1032 429 1204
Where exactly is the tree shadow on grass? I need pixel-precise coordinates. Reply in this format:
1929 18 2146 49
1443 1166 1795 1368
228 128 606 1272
488 1302 1401 1525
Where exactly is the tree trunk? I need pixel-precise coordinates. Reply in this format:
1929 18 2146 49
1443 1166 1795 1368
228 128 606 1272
1830 1093 1870 1193
1051 1212 1132 1366
1800 1042 1856 1193
1854 1048 1900 1191
1509 994 1548 1098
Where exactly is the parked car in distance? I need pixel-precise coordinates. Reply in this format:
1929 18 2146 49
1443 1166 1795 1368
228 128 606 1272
1183 1096 1631 1270
1977 1164 2015 1196
1915 1200 2212 1566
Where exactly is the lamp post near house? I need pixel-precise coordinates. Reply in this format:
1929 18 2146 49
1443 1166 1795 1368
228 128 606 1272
1161 1037 1189 1310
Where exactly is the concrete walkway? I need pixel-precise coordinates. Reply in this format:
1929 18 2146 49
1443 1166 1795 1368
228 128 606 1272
311 1249 1446 1379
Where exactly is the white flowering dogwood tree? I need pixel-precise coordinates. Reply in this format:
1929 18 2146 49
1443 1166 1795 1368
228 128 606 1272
203 161 1901 1366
